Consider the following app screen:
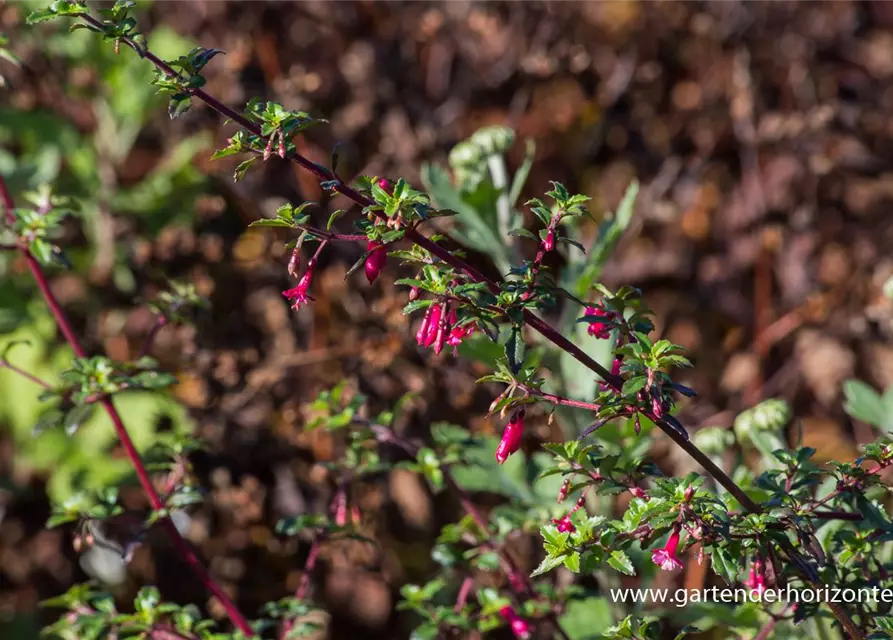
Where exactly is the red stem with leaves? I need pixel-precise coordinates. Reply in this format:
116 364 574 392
0 178 254 636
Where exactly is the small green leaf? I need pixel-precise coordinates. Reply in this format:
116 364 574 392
505 326 524 374
530 552 566 577
607 550 635 576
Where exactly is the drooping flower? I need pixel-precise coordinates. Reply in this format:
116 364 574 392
282 269 315 310
416 304 435 346
552 514 575 533
651 527 684 572
495 410 525 464
543 228 555 252
433 304 450 355
364 241 387 284
499 606 531 640
424 303 443 348
585 305 615 339
445 308 476 354
744 558 768 597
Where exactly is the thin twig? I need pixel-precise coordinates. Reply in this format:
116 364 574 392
0 177 254 636
0 359 53 388
138 315 168 360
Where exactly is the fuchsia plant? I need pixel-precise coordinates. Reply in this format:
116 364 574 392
4 2 893 639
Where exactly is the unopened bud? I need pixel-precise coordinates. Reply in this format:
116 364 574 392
557 478 571 503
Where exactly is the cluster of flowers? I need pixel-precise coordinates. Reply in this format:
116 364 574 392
414 302 477 356
277 193 765 632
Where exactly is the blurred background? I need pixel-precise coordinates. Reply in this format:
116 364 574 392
2 1 893 638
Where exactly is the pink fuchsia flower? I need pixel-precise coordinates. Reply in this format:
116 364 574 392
543 228 555 252
629 486 649 501
415 303 443 348
445 308 476 354
364 241 387 284
552 514 575 533
651 527 684 572
585 305 615 339
282 270 315 310
495 410 525 464
424 303 443 348
744 558 768 596
416 305 434 345
499 606 531 640
432 305 450 355
378 178 393 193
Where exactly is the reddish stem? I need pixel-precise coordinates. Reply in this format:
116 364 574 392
0 179 254 636
138 315 168 359
454 576 474 613
0 358 52 388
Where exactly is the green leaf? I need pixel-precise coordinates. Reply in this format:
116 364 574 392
134 586 160 613
63 403 95 436
710 546 738 585
559 597 612 640
249 218 296 228
607 550 635 575
233 157 256 182
844 379 893 431
530 552 566 577
505 326 524 374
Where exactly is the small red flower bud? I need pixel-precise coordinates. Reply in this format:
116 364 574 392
496 410 525 464
364 240 387 284
557 477 571 503
263 135 274 161
350 505 362 526
378 178 393 193
278 131 286 159
408 286 419 301
287 248 300 278
543 228 555 252
684 485 695 502
629 486 649 501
